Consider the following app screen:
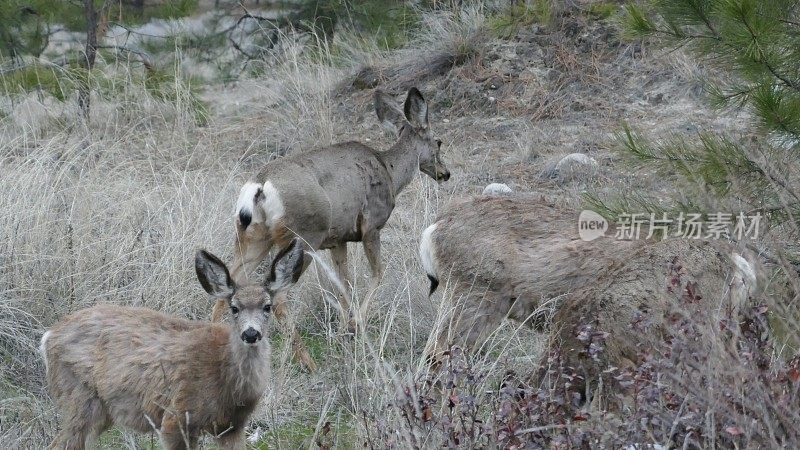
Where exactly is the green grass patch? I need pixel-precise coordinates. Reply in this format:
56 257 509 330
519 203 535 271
140 30 227 57
96 427 128 448
256 419 317 448
0 65 73 101
97 0 201 30
295 0 421 51
0 61 209 126
586 2 618 20
142 67 210 125
3 0 199 36
271 330 330 363
96 427 162 448
254 414 357 449
488 0 553 39
136 0 199 23
350 0 420 50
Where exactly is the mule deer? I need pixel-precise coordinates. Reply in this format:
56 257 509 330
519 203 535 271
533 236 762 409
40 239 304 450
419 195 761 370
224 87 450 370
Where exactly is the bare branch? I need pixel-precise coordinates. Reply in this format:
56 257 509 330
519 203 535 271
96 45 154 70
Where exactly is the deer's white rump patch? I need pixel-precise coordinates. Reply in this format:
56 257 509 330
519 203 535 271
236 181 285 228
236 182 264 226
261 181 285 227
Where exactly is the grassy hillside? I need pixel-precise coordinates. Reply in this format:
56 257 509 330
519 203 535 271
1 0 797 448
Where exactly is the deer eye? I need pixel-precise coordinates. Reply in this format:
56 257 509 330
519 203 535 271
230 305 240 315
436 139 443 148
263 304 272 313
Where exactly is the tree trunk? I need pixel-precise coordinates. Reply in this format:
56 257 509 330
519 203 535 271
79 0 98 121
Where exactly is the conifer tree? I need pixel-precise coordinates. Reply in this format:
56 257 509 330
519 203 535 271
612 0 800 242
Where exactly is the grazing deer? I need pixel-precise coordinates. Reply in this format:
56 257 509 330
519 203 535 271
419 195 641 360
533 236 762 409
40 240 304 450
223 87 450 371
419 195 761 371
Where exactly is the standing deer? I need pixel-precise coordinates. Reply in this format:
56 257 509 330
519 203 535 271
40 239 304 450
419 195 761 372
223 87 450 371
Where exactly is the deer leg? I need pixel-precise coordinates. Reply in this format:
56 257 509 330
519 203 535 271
82 398 111 449
216 428 246 450
47 431 85 450
160 414 196 450
214 224 272 323
210 299 228 323
47 427 87 450
229 221 271 283
426 291 504 367
460 293 505 355
421 322 452 372
272 289 317 372
423 298 467 371
359 230 384 327
328 244 353 331
48 397 110 450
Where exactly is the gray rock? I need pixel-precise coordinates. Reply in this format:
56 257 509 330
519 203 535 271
483 183 513 196
542 153 599 183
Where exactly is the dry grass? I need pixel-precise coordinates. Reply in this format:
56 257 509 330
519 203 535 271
2 1 798 448
0 6 512 447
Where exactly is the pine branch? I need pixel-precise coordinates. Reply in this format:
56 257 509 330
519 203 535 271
738 11 800 92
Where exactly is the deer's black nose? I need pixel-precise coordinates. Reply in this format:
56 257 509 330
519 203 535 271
241 328 261 344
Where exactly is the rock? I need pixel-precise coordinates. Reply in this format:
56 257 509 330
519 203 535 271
483 183 513 196
542 153 599 183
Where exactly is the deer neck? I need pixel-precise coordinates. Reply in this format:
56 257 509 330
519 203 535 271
380 134 420 195
227 329 270 402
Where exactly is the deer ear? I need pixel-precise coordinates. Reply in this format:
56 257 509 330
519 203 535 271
267 239 305 292
374 89 407 136
195 250 234 298
403 87 428 129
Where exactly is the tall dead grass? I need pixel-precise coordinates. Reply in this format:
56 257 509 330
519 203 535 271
0 5 511 448
3 1 797 448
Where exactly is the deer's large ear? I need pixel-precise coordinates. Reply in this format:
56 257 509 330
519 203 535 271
375 89 407 136
195 250 235 298
403 87 428 129
267 239 305 292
